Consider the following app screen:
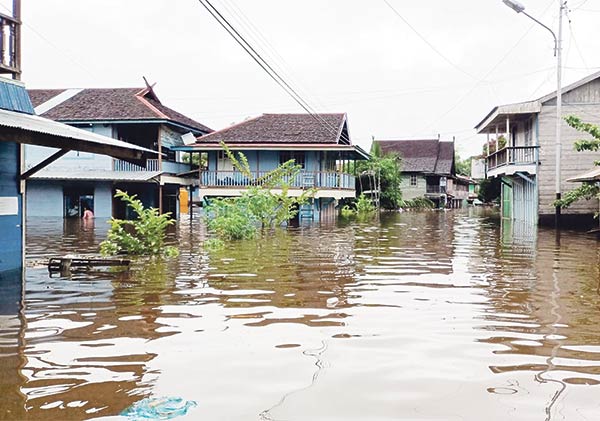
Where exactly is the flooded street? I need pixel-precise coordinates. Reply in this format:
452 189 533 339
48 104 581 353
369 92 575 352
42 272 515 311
2 209 600 420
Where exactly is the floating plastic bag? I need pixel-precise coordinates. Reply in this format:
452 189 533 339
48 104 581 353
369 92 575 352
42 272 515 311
121 396 197 420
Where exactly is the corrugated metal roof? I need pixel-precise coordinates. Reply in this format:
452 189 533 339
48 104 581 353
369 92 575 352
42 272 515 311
0 78 34 114
0 107 157 163
30 170 162 182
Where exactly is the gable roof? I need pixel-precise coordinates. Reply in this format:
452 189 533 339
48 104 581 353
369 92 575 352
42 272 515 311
375 139 454 175
194 113 349 145
28 87 212 134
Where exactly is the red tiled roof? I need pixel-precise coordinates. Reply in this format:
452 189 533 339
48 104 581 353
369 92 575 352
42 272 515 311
195 113 349 145
375 139 455 175
28 88 212 133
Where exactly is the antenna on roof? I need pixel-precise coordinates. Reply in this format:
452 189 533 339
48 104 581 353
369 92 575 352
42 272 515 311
141 76 161 104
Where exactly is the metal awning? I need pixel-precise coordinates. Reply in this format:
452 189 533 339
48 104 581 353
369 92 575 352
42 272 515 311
567 167 600 182
0 107 157 165
30 170 163 182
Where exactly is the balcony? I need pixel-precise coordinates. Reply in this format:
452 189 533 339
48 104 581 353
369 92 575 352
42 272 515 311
486 146 539 178
113 159 160 171
200 171 355 190
0 12 20 76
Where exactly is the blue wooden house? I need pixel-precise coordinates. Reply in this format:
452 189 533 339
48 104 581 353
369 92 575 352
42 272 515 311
0 77 156 280
174 113 370 221
24 86 212 219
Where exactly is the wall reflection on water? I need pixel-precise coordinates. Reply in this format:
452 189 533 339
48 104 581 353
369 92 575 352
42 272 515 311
1 210 600 419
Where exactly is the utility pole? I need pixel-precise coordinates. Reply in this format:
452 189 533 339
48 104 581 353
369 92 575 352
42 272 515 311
554 1 566 228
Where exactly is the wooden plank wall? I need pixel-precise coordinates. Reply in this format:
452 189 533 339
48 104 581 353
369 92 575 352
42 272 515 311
537 98 600 216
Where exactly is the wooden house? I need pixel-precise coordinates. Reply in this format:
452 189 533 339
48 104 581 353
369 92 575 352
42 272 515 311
374 139 458 208
475 70 600 226
0 77 156 278
24 86 212 219
174 113 370 221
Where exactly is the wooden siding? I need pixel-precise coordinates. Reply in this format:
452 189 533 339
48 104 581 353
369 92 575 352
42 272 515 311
400 174 426 200
537 103 600 215
0 142 22 274
544 79 600 106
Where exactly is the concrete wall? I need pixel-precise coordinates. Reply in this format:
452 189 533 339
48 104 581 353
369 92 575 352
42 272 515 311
400 173 426 200
537 103 600 216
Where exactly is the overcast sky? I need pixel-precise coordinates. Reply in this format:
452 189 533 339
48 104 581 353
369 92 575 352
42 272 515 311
11 0 600 157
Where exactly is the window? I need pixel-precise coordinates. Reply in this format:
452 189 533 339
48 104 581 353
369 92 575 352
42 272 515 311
217 150 233 171
280 152 305 168
410 174 418 186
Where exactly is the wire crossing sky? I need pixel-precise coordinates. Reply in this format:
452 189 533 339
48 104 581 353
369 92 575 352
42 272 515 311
18 0 600 157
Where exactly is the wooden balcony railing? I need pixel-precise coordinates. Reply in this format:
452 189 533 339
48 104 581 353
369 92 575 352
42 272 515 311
200 171 355 189
486 146 539 171
113 159 160 171
0 12 20 76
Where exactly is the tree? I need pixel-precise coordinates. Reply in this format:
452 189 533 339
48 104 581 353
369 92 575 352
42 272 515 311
355 142 403 210
554 116 600 210
100 190 178 257
455 153 472 177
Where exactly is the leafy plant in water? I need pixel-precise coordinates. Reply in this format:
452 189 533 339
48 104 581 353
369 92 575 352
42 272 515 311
402 197 435 209
340 194 376 218
204 143 315 240
100 190 179 257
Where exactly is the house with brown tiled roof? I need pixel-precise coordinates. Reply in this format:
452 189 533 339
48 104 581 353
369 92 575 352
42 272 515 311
174 113 370 221
24 84 212 219
374 138 461 207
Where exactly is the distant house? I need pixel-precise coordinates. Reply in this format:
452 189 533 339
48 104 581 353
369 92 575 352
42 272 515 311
475 70 600 225
25 86 212 219
174 113 370 221
375 139 461 207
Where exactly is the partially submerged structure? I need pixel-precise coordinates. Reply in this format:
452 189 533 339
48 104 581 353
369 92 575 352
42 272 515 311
25 86 211 218
0 78 156 278
375 138 458 207
174 113 370 221
475 71 600 225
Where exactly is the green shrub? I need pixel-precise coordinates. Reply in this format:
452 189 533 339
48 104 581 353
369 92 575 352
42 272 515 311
100 190 178 257
402 197 435 209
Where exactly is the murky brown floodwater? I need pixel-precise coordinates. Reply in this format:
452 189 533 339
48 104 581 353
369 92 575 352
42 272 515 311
2 209 600 420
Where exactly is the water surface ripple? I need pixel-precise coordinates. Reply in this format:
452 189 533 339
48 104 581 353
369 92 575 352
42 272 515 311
1 210 600 419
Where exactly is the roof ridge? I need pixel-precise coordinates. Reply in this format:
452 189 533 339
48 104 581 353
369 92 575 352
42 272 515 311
135 94 169 120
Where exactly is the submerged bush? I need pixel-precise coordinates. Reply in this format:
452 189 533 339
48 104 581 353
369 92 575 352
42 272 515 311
100 190 178 257
340 194 376 218
204 143 314 241
402 197 435 209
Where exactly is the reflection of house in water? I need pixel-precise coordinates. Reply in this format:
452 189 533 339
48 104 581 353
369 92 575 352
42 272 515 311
0 259 186 419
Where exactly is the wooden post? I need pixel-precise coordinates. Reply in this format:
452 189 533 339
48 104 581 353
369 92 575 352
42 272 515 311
13 0 20 80
157 126 163 214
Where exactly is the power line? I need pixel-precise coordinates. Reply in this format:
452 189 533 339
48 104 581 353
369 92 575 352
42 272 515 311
382 0 478 81
196 0 351 144
412 0 556 137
